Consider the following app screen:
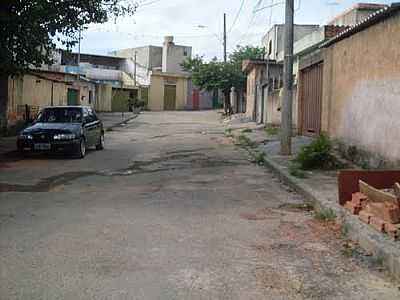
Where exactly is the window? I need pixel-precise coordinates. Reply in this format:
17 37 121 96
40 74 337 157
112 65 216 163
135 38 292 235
183 49 188 56
268 40 272 56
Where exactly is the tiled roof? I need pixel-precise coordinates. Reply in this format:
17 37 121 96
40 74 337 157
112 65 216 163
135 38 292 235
321 2 400 48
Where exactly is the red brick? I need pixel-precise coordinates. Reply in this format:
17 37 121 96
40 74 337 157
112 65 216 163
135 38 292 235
370 216 386 232
369 202 400 224
386 224 400 241
352 192 368 206
344 201 361 215
359 210 373 224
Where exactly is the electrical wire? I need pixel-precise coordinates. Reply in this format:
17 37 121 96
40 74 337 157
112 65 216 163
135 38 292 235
228 0 245 33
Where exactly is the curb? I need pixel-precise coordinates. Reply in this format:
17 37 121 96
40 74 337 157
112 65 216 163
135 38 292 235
105 113 139 131
232 131 400 281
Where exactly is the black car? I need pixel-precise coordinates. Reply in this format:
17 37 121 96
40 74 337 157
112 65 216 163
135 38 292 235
17 106 104 158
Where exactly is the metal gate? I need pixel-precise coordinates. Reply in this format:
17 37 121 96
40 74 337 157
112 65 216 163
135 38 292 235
67 89 79 106
299 63 323 136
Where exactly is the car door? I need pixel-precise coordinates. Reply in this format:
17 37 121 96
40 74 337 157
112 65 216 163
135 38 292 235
88 108 101 144
82 107 95 146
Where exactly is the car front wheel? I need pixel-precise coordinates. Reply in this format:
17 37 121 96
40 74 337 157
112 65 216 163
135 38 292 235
96 133 104 150
74 137 86 159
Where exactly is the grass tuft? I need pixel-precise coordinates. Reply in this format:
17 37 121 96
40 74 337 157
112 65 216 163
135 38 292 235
315 209 337 221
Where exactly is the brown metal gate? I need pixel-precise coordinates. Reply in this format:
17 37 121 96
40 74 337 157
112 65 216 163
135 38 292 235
299 63 323 136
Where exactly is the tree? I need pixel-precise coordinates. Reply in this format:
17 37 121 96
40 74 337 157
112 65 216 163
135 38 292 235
181 46 265 114
0 0 138 74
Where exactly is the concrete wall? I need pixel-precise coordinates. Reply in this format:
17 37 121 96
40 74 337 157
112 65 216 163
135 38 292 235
245 68 257 120
148 73 189 111
95 84 112 112
263 25 319 61
322 12 400 165
162 37 192 74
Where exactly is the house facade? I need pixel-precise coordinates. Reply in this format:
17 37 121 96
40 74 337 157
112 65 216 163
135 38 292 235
244 2 386 132
112 36 214 111
320 3 400 167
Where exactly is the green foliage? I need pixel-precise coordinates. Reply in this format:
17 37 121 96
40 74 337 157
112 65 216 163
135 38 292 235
264 126 278 136
242 128 252 133
0 0 136 74
294 134 343 170
235 135 256 148
254 152 265 165
224 128 233 137
289 163 307 178
315 209 336 221
181 46 265 94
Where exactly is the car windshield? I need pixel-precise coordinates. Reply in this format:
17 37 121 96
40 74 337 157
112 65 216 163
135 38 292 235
37 108 83 123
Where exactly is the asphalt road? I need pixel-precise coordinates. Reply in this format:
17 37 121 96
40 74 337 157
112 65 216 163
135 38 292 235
0 111 399 299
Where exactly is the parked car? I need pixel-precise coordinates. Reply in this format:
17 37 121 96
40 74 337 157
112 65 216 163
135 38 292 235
17 106 104 158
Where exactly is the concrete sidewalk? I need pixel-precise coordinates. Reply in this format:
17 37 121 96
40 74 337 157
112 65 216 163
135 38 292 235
0 112 138 159
225 121 400 281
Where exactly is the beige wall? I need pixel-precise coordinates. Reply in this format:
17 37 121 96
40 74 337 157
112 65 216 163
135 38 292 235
245 68 257 120
264 88 298 127
148 73 189 111
322 12 400 162
7 72 98 126
7 74 67 125
95 84 112 112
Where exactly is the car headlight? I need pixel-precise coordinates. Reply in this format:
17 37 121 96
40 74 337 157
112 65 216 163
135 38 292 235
53 133 76 140
19 133 33 140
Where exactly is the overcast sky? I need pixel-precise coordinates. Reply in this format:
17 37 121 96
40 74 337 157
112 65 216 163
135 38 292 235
74 0 392 60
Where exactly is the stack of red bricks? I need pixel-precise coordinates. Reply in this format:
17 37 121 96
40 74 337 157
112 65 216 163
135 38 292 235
344 181 400 241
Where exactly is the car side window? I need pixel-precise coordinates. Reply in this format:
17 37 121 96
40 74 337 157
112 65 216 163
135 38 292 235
82 108 90 123
84 107 97 123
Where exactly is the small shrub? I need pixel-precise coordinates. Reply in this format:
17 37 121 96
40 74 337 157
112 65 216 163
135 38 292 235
265 126 278 136
289 163 307 178
224 128 233 137
254 152 266 165
242 128 253 133
315 209 336 221
236 135 256 147
294 134 343 170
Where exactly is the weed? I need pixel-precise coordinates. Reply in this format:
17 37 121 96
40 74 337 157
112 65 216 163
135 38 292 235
340 222 350 238
315 209 337 221
254 152 266 165
279 202 314 211
294 134 344 170
340 241 356 257
264 126 279 136
370 255 385 270
236 135 256 147
242 128 253 133
224 128 233 137
289 163 307 178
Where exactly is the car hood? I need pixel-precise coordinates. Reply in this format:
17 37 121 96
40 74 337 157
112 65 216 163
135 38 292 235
22 123 82 134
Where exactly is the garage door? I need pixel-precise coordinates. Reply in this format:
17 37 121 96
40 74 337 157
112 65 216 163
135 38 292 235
299 63 323 136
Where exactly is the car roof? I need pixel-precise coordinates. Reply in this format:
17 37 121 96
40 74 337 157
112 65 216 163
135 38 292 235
43 106 91 109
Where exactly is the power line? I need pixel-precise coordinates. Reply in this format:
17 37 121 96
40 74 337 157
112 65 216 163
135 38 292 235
228 0 245 33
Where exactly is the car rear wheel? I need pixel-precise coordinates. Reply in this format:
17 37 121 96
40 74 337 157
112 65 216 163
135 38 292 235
75 137 86 159
96 133 104 150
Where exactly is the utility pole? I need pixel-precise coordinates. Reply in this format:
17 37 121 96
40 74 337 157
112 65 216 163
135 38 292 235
77 27 81 82
223 13 227 62
134 50 137 86
280 0 294 155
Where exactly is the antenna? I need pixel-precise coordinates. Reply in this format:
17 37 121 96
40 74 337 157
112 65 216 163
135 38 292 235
326 1 340 20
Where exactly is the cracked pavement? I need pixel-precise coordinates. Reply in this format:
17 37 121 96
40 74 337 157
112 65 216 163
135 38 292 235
0 111 399 299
